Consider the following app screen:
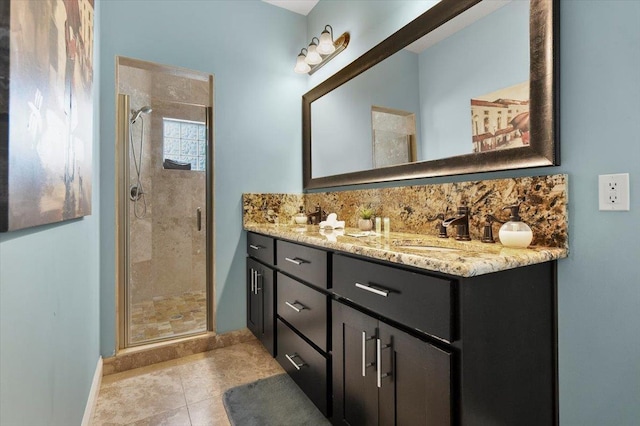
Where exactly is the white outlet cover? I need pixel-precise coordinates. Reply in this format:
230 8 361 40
599 173 630 211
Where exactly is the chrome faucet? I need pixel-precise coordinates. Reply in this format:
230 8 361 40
442 204 471 241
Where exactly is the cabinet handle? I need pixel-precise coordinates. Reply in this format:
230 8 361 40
362 331 374 377
285 257 305 265
285 301 307 312
376 338 391 388
249 244 262 250
355 282 389 297
196 207 202 231
254 271 262 294
250 268 255 293
284 353 306 370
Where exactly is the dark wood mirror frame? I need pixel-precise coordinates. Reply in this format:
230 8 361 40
303 0 559 190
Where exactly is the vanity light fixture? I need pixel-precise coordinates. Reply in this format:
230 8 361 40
294 25 349 75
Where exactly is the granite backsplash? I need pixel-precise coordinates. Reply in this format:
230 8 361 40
243 174 568 248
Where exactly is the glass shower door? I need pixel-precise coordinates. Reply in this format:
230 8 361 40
126 98 209 346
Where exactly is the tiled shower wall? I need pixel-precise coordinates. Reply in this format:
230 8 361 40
244 174 568 248
119 64 209 304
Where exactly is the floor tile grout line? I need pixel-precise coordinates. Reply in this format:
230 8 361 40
178 369 194 426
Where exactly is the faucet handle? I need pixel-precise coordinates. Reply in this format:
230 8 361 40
481 214 504 243
427 213 448 238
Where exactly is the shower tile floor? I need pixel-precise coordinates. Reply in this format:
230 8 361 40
92 340 285 425
130 291 207 344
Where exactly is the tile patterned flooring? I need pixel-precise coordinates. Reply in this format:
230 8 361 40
92 340 285 425
130 291 207 344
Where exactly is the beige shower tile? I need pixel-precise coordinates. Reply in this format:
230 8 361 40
153 175 194 219
187 397 230 426
152 217 193 256
129 218 152 264
127 406 191 426
93 368 186 425
129 260 153 303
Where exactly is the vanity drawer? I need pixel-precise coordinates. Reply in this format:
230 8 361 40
276 319 328 416
247 232 275 265
277 272 328 352
276 240 328 289
332 254 454 342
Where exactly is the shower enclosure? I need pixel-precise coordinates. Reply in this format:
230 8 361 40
116 57 214 348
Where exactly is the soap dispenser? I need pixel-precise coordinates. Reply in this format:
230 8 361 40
294 206 308 225
498 204 533 248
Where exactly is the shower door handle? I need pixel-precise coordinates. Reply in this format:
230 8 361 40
196 208 202 231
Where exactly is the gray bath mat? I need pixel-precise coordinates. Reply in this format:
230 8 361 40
222 374 330 426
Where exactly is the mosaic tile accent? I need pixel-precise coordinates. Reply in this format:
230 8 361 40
243 174 568 249
129 290 207 344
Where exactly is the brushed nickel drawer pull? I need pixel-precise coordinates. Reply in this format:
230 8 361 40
362 331 374 377
285 353 306 370
249 244 262 250
285 301 307 312
355 282 389 297
377 338 391 388
285 257 305 265
254 271 262 294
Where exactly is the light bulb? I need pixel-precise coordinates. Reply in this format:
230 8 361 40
305 41 322 65
317 28 335 55
294 53 311 74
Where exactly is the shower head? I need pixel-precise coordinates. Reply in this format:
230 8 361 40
130 106 152 124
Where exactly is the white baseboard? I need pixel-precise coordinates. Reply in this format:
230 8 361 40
81 356 103 426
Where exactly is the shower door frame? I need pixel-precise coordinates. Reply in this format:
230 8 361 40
115 56 216 351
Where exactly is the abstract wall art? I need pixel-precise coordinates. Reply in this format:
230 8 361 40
0 0 94 232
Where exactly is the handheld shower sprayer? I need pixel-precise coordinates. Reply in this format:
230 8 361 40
130 106 153 124
129 105 152 218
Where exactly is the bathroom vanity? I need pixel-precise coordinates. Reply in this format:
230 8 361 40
245 226 565 425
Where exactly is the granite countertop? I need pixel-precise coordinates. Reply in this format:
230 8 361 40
244 223 568 278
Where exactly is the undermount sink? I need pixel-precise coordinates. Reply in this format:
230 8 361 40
394 245 462 253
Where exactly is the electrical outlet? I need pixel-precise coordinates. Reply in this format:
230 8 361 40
599 173 630 211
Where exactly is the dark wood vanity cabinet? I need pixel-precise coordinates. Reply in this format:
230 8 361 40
333 301 452 426
332 253 557 426
246 232 557 425
246 233 276 356
274 239 331 417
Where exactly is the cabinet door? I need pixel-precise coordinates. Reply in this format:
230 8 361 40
246 258 275 356
332 301 379 426
259 263 275 356
378 322 452 426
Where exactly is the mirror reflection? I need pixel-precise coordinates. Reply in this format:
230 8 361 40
310 0 530 179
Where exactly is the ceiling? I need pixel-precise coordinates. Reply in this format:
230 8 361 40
262 0 319 16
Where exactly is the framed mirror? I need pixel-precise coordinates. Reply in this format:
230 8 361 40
303 0 558 190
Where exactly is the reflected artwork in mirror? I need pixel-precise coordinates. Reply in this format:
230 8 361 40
303 0 558 190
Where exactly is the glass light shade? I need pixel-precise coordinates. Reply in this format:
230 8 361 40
305 43 323 65
294 54 311 73
317 30 336 55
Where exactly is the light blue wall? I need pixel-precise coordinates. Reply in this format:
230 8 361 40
99 0 307 354
308 1 640 425
0 1 102 424
418 1 529 160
